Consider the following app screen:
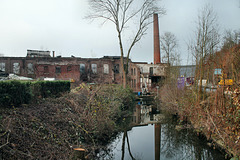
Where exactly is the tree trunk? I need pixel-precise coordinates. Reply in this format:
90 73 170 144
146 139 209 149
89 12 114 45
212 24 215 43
198 57 203 102
121 130 126 160
118 30 127 88
203 65 210 100
121 59 127 88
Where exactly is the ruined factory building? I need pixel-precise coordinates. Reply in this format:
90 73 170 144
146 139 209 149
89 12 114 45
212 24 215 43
0 51 166 92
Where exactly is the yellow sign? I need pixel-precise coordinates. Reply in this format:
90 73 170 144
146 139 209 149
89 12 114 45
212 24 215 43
218 79 233 86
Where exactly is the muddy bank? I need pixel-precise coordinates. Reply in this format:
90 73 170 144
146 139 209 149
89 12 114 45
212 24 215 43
0 84 135 159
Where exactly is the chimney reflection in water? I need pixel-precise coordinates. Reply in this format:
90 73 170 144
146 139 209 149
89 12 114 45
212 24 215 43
155 123 161 160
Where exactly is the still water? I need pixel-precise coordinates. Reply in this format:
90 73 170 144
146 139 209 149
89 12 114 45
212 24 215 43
100 99 228 160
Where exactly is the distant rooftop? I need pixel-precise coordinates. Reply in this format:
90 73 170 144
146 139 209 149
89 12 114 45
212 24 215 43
133 62 148 64
26 49 51 58
172 65 196 77
103 56 122 59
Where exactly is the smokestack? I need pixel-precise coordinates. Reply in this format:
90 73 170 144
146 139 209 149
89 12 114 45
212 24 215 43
153 14 161 64
52 51 55 58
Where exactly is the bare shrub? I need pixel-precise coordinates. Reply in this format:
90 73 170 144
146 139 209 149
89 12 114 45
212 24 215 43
0 84 134 159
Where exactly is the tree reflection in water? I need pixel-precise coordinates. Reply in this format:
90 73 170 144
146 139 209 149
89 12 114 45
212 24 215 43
99 103 228 160
121 130 136 160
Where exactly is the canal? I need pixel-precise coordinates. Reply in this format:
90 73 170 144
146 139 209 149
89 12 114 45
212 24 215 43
96 97 228 160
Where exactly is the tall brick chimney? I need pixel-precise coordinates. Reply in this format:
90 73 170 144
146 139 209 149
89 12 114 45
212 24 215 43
52 51 55 58
153 14 161 64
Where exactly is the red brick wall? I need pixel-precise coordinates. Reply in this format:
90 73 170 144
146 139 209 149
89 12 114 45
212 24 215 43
35 64 80 81
0 57 126 85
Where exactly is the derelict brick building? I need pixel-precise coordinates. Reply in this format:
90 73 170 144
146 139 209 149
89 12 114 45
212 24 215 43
0 55 125 84
0 54 167 92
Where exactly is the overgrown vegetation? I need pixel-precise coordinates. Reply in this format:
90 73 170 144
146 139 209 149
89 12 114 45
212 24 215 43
0 81 32 107
0 80 70 107
0 84 135 159
160 44 240 158
31 80 70 99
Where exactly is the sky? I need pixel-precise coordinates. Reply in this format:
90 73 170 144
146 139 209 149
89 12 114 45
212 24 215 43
0 0 239 65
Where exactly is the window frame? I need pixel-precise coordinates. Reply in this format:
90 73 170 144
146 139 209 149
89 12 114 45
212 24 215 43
103 64 109 74
55 66 61 74
27 63 34 74
0 62 5 72
114 64 119 73
67 66 72 72
91 64 97 74
13 62 20 74
80 64 86 74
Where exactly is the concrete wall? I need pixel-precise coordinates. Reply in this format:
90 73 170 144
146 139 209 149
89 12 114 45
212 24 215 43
135 63 167 77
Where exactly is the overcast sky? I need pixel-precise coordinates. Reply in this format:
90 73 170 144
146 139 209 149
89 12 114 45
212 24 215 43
0 0 239 65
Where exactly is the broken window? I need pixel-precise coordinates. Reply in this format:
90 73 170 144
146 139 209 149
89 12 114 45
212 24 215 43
67 66 72 72
27 63 34 74
149 67 153 75
80 64 85 73
55 66 61 73
0 63 5 72
44 66 49 73
103 64 109 74
13 63 20 74
91 64 97 74
114 64 119 73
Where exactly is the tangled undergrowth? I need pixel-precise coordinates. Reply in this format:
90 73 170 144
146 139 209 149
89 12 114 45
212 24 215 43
160 84 240 158
0 84 135 159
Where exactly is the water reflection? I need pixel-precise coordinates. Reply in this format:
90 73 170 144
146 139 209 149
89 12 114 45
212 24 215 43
102 98 227 160
155 123 161 160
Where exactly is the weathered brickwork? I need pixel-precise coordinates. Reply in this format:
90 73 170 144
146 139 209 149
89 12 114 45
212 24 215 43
129 63 141 91
0 56 166 91
0 56 125 84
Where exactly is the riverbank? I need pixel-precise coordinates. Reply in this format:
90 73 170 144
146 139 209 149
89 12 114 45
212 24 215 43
159 84 240 159
0 84 135 159
105 101 229 160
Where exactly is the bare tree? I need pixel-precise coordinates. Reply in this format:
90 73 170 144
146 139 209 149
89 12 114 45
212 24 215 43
160 32 179 66
87 0 165 88
222 29 240 49
190 5 220 100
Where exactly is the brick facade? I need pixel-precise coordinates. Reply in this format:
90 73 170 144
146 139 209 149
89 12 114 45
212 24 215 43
0 56 125 84
0 56 167 92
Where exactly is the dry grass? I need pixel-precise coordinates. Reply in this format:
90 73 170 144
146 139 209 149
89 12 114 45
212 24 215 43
160 84 240 157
